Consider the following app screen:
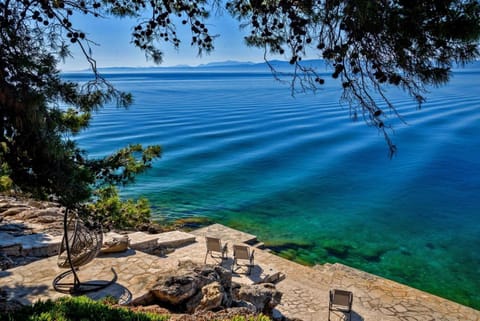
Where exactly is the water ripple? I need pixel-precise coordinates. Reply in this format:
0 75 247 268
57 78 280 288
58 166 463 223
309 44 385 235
74 70 480 310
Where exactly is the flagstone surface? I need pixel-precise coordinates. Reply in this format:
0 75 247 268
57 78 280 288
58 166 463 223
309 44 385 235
1 224 479 321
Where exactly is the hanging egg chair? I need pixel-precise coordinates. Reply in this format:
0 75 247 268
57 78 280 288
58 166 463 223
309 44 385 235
53 208 116 294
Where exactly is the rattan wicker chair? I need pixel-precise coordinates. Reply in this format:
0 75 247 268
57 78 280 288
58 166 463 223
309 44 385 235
57 212 103 268
53 208 116 294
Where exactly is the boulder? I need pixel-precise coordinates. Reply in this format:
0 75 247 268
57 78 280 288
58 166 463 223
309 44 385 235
151 264 231 306
26 200 56 209
235 283 282 315
141 262 282 318
1 207 29 217
232 299 257 313
19 209 38 220
184 288 204 313
152 274 198 305
194 281 224 312
34 208 63 224
100 235 130 254
130 291 156 306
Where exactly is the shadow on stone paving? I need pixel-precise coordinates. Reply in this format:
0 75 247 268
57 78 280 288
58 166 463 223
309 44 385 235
329 310 364 321
219 258 283 286
351 311 364 321
0 270 12 278
238 265 265 282
330 311 364 321
0 221 36 236
0 284 49 309
82 282 133 305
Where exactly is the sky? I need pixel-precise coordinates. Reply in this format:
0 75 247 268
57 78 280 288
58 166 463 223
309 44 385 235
61 9 281 71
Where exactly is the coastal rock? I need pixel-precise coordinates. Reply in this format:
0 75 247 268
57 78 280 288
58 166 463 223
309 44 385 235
232 299 257 313
143 262 282 317
1 207 29 217
100 235 130 254
130 291 156 306
136 222 167 234
195 282 224 312
151 264 229 308
0 196 64 235
26 199 55 209
19 209 38 220
34 208 63 222
0 195 65 269
235 283 282 315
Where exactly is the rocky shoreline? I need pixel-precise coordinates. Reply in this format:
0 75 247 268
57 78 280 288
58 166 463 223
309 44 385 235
0 194 172 269
0 195 66 269
0 195 292 320
2 195 480 321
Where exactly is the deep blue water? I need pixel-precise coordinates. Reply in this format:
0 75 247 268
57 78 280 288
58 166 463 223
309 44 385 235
68 68 480 309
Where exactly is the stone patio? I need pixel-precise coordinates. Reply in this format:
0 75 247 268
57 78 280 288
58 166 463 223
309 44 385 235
1 223 479 321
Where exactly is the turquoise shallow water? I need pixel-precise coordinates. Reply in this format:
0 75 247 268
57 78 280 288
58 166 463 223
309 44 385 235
70 68 480 309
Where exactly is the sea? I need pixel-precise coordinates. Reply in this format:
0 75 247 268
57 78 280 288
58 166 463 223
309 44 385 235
65 61 480 310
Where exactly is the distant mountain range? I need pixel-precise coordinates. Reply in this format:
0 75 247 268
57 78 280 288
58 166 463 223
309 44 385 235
72 58 480 73
76 59 328 73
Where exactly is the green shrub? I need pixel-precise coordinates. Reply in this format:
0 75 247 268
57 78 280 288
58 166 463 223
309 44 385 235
0 175 13 192
0 161 13 192
2 296 273 321
87 186 152 230
2 296 169 321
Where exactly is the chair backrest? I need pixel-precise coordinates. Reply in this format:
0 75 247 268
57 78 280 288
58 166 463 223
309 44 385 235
330 289 353 309
206 236 222 252
233 244 250 259
58 212 103 268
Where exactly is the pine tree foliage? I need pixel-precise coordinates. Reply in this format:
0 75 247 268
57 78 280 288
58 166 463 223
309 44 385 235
0 0 161 207
1 0 479 209
227 0 480 154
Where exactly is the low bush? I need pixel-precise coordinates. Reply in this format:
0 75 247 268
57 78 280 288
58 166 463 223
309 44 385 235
2 296 272 321
87 186 152 230
2 296 168 321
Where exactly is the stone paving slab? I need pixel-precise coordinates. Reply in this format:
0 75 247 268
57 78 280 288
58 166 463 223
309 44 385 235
1 224 479 321
0 249 176 306
190 223 258 244
127 231 163 251
155 230 196 248
322 263 479 321
0 231 62 257
104 230 196 251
